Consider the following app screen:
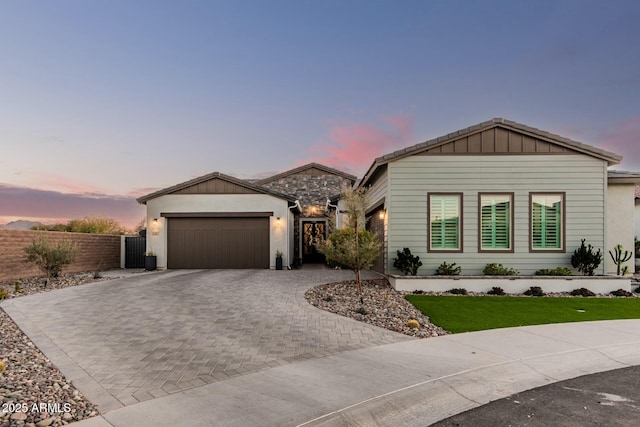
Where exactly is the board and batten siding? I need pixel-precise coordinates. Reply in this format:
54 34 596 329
387 154 607 275
365 167 389 273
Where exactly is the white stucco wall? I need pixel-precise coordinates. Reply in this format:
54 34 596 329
606 183 636 274
635 198 640 241
145 194 291 269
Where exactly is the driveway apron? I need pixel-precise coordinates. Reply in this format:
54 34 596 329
1 269 410 411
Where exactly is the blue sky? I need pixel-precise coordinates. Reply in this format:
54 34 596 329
1 0 638 227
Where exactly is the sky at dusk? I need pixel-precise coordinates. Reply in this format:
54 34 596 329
1 0 639 228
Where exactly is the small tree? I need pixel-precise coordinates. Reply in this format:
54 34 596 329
571 239 602 276
318 187 381 293
24 236 77 282
66 216 126 235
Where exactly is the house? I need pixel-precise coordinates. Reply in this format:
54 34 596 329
357 118 640 276
636 186 640 240
137 164 355 269
137 118 639 276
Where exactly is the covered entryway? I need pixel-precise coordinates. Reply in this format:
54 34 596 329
167 217 269 269
301 219 327 263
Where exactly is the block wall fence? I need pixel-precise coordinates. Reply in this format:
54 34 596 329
0 229 121 281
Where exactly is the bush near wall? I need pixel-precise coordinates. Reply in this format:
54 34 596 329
0 230 121 281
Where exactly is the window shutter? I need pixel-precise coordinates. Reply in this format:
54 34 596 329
531 195 562 249
430 195 460 250
481 195 510 249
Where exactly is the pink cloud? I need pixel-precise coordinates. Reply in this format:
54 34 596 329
303 114 415 175
598 116 640 171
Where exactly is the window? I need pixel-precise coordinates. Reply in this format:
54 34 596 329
428 193 462 252
530 193 565 251
479 193 513 252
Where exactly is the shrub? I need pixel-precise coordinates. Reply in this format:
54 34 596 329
407 319 420 329
0 288 8 300
435 261 461 276
23 237 77 280
412 290 425 295
393 248 423 276
524 286 545 297
483 263 519 276
14 282 21 293
610 289 633 297
323 295 333 302
355 306 368 315
635 286 640 294
448 288 468 295
535 267 573 276
570 288 595 297
487 286 505 296
0 361 6 372
571 239 602 276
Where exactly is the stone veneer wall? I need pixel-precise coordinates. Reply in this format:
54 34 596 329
262 172 354 261
0 229 121 281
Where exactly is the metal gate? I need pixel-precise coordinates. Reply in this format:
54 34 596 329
125 236 146 268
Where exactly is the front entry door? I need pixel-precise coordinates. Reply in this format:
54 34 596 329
302 220 326 263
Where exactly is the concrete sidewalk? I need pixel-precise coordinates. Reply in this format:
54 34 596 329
74 319 640 427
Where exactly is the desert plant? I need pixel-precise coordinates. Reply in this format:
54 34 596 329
0 360 6 371
355 306 368 315
435 261 461 276
524 286 545 297
393 248 423 276
0 288 8 300
23 236 76 281
14 282 21 293
570 288 595 297
407 319 420 329
609 244 633 275
610 289 633 297
487 286 505 296
535 267 573 276
448 288 467 295
483 263 519 276
571 239 602 276
93 271 103 279
323 294 333 302
275 250 283 258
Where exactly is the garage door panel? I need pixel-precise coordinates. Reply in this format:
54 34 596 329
168 217 269 269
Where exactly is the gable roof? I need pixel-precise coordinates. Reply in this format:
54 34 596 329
360 118 623 187
257 162 357 185
137 171 296 204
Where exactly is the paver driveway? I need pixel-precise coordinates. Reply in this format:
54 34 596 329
2 269 410 411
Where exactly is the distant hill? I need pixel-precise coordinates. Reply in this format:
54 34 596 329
0 220 43 230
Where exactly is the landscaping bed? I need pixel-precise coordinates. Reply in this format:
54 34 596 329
305 278 449 338
0 274 109 427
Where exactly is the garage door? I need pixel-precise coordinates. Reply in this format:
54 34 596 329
167 217 269 269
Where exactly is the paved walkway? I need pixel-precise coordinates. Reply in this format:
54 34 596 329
3 270 640 426
1 269 408 411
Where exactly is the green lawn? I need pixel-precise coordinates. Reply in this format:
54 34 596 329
406 295 640 333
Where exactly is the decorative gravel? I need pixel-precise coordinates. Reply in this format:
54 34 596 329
0 274 107 427
305 278 449 338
